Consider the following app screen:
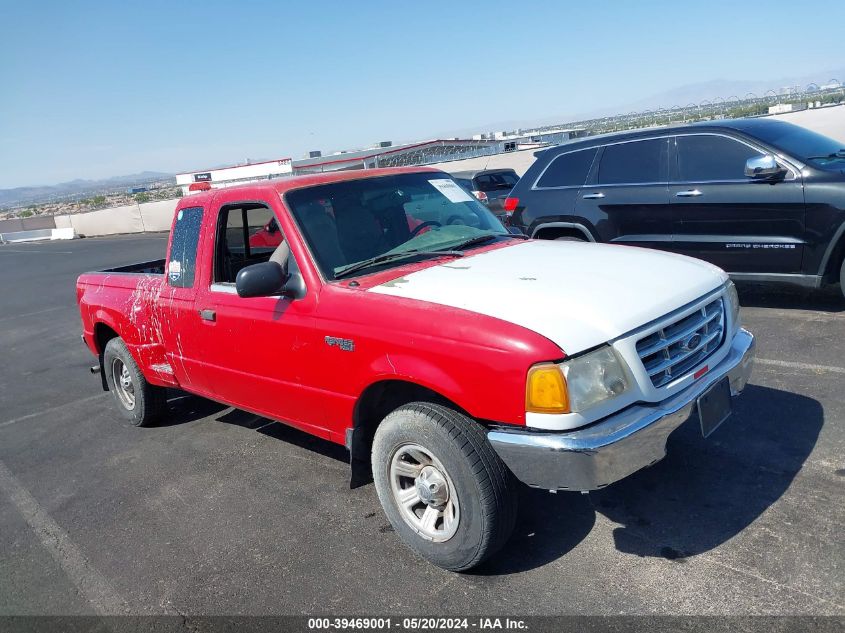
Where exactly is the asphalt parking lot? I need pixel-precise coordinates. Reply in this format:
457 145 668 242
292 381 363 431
0 234 843 616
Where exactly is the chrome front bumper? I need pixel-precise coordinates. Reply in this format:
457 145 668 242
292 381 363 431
488 329 755 492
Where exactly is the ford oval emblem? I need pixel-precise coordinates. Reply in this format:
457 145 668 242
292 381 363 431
681 332 702 352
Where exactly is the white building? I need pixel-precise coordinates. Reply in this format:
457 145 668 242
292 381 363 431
176 158 293 195
768 103 794 115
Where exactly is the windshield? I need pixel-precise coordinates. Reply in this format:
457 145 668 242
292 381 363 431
285 172 508 280
751 122 845 169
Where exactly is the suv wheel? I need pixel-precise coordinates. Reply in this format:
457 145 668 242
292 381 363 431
371 403 518 571
840 257 845 299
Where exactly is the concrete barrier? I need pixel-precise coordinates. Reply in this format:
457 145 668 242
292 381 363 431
65 203 145 236
48 199 178 237
51 228 75 240
139 199 178 232
0 215 57 233
0 229 55 243
431 147 540 177
0 227 76 244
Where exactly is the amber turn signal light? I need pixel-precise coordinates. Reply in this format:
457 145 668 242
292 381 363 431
525 363 570 414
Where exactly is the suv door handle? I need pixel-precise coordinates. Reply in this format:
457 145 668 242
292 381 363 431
582 192 605 199
676 189 703 197
199 309 216 322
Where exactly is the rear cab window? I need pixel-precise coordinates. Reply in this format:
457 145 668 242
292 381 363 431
598 138 668 185
168 206 203 288
474 172 518 192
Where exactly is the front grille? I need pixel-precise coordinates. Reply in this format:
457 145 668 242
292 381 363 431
636 298 725 388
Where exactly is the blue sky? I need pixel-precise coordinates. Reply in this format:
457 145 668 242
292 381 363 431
1 0 843 188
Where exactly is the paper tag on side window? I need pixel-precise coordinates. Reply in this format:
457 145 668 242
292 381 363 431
429 179 474 203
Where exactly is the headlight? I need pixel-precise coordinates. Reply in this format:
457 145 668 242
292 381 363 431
526 346 631 414
725 280 741 331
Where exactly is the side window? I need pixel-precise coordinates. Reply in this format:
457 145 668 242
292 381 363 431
536 148 597 188
168 206 203 288
676 135 764 182
598 139 668 185
215 205 283 284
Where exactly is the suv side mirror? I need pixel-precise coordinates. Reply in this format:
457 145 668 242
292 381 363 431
745 154 784 179
236 261 288 298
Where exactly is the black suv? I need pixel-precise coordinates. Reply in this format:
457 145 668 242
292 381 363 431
508 118 845 296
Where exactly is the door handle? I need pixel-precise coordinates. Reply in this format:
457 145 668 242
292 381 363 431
582 192 605 199
199 309 216 322
676 189 703 197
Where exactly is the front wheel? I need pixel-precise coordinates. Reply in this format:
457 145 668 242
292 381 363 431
371 403 518 571
103 337 167 427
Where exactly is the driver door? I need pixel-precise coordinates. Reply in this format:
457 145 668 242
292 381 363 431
668 133 806 273
198 197 327 434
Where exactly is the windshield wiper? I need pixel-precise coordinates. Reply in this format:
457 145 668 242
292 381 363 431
333 249 464 280
449 233 527 251
807 149 845 160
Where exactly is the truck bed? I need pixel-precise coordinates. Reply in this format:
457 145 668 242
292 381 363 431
99 259 166 275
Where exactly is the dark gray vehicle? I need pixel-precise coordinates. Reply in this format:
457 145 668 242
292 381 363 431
451 168 519 218
507 118 845 296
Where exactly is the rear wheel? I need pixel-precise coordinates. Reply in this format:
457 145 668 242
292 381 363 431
371 402 518 571
103 337 166 427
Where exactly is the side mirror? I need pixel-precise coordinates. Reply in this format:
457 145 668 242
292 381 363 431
745 154 784 179
235 261 288 298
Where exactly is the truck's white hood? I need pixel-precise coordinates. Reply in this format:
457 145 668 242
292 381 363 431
369 240 728 354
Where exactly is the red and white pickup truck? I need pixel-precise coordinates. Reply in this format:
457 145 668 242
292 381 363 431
77 167 755 570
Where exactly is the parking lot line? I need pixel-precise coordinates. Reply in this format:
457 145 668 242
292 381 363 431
0 305 66 323
0 393 108 429
0 248 75 254
755 358 845 375
0 458 129 615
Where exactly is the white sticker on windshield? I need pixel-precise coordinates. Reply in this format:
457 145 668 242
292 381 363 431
429 178 474 203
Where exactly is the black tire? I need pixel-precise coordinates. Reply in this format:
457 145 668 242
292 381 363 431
554 235 586 242
102 337 167 427
840 257 845 300
371 402 518 571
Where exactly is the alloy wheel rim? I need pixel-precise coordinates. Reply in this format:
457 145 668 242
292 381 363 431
389 443 459 542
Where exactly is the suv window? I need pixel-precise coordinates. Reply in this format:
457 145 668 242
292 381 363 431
536 148 597 188
168 206 203 288
474 172 518 192
598 138 667 185
215 204 284 283
676 134 763 182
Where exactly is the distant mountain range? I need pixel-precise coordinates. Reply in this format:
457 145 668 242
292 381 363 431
447 67 845 135
0 171 175 208
5 67 844 207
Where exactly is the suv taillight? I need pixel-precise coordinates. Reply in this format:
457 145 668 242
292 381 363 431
473 190 488 202
503 196 519 212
